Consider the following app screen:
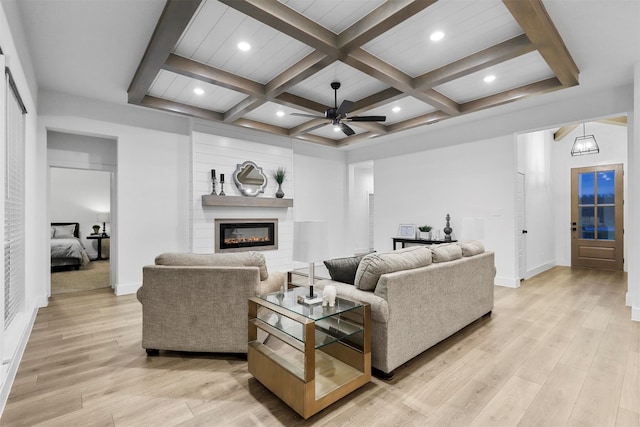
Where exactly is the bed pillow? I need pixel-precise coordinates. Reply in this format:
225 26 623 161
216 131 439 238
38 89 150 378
354 246 432 291
155 252 269 281
459 240 485 257
431 243 463 262
53 224 76 238
50 227 55 238
323 254 367 285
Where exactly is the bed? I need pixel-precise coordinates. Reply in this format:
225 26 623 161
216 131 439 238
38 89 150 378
51 222 90 270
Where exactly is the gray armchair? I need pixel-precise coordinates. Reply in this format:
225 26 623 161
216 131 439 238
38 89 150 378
137 252 284 355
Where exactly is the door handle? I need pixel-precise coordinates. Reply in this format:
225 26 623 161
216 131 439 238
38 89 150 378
572 227 577 231
522 229 528 234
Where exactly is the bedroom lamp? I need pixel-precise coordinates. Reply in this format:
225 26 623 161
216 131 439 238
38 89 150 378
571 123 599 156
293 220 330 305
97 212 110 236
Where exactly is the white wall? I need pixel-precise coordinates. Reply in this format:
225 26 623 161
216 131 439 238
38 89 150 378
39 111 191 295
550 122 628 267
517 130 556 278
348 162 374 254
374 135 518 286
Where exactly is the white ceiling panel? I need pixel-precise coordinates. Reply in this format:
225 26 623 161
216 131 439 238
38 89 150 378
364 96 437 125
288 62 389 108
434 51 555 103
243 102 313 128
149 70 248 112
175 0 314 84
363 0 523 77
279 0 387 34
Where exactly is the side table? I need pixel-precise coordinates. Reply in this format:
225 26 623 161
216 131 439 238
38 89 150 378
86 234 110 260
248 287 371 419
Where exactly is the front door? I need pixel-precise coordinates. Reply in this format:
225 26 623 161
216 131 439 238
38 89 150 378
571 164 623 270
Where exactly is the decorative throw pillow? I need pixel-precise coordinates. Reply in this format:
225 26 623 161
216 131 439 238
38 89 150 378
431 243 463 262
323 254 367 285
155 251 269 281
459 240 485 257
53 224 75 238
354 246 432 291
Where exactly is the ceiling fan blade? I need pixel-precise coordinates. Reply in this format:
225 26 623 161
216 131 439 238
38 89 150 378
291 113 325 119
347 115 387 122
336 100 354 117
306 122 329 133
340 123 356 136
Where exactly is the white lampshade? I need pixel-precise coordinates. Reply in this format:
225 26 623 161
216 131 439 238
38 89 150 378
97 212 110 223
293 221 330 263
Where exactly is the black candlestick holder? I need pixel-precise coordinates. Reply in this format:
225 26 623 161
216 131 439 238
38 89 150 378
219 180 226 196
210 177 217 195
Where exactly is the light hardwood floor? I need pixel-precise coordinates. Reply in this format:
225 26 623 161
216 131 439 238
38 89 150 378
2 267 639 426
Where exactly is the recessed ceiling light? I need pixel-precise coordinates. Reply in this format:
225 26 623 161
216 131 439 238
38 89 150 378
484 75 496 83
333 126 341 132
237 41 251 51
193 88 205 95
430 31 445 42
276 110 285 117
392 106 401 113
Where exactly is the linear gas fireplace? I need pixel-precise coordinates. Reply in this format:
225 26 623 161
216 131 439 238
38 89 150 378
215 219 278 253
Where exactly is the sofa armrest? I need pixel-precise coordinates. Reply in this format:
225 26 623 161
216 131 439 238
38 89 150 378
256 271 285 296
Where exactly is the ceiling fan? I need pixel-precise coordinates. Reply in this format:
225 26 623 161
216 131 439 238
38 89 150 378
291 82 386 136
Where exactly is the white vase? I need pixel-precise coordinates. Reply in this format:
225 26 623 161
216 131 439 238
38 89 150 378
419 231 431 240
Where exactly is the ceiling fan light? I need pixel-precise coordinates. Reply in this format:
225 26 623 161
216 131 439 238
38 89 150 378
333 126 341 132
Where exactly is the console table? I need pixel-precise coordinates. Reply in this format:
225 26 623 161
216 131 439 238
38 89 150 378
392 237 457 250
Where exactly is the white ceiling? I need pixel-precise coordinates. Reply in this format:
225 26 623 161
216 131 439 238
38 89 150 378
9 0 640 147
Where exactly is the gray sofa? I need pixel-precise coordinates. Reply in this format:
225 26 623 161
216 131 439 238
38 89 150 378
137 252 284 355
317 242 495 377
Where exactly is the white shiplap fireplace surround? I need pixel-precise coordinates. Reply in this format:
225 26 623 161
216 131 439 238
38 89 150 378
191 132 294 272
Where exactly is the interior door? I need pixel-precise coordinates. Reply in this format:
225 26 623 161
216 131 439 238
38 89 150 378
516 173 526 279
571 164 623 270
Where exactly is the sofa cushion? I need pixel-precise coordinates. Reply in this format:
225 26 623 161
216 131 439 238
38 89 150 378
155 252 268 281
459 240 485 257
431 243 463 262
323 254 367 285
354 246 432 291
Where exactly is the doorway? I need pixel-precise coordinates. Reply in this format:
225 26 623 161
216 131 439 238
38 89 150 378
571 164 624 270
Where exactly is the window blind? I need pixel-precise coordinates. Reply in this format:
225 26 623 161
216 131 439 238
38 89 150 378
4 68 26 329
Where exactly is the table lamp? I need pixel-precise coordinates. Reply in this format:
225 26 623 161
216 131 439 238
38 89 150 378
293 220 329 305
97 212 110 236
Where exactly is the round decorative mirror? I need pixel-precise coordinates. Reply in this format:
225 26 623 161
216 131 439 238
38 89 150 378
232 161 267 197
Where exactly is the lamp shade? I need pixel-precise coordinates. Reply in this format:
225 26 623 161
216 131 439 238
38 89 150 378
97 212 110 223
293 221 330 263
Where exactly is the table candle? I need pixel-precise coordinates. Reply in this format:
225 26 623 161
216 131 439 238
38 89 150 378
211 169 216 179
220 173 225 183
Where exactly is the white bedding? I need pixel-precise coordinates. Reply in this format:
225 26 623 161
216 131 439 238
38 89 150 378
51 237 90 265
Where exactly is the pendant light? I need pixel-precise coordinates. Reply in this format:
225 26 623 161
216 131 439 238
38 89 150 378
571 123 599 156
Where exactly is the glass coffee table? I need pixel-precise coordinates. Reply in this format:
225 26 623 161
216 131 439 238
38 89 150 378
248 286 371 419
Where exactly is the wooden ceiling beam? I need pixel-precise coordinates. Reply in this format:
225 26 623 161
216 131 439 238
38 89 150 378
232 118 290 136
338 0 438 52
128 0 202 104
388 111 450 133
138 95 223 122
265 52 335 97
598 116 627 126
554 124 578 141
275 92 328 114
223 98 266 123
349 88 406 115
349 121 388 134
461 77 562 114
503 0 579 87
414 34 535 89
164 54 264 97
218 0 341 57
335 131 379 148
294 133 340 148
289 119 329 137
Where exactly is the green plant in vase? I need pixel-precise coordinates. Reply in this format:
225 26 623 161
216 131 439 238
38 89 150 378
271 167 286 198
418 225 432 240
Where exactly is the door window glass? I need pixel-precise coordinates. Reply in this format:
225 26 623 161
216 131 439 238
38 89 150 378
579 207 595 239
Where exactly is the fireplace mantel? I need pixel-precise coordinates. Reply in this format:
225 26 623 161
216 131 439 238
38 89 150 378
201 195 293 208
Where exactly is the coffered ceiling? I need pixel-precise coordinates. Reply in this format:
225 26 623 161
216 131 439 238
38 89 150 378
128 0 579 148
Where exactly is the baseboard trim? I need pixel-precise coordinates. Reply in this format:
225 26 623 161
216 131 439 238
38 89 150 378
525 262 555 279
115 282 141 296
627 292 633 307
632 306 640 322
495 276 520 288
0 305 38 416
